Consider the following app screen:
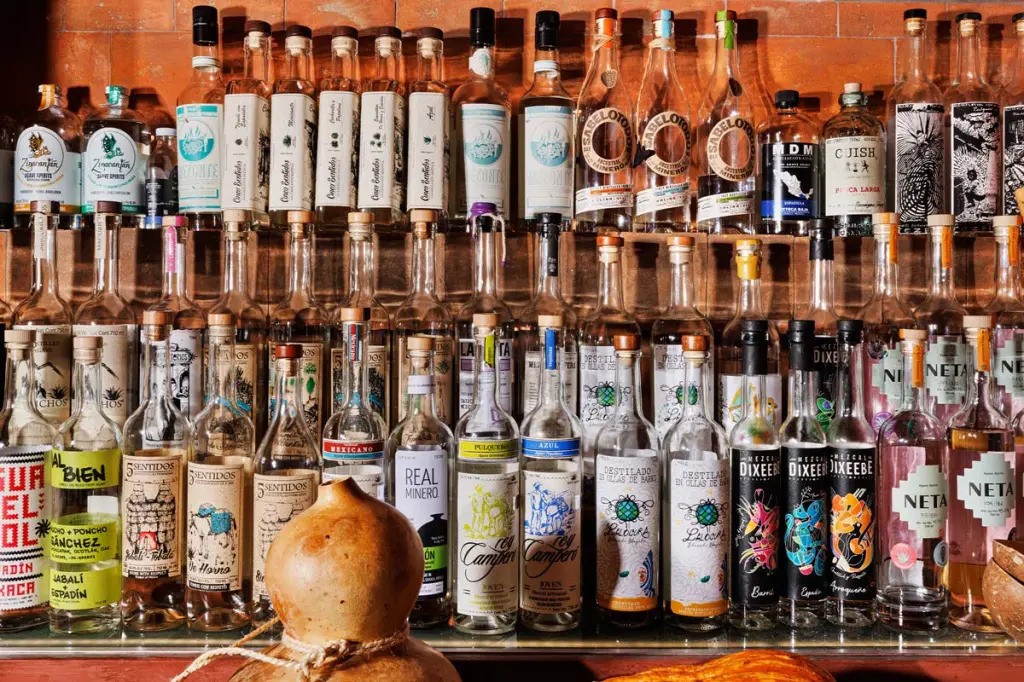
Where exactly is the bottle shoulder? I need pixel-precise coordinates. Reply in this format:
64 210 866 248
227 79 272 98
73 295 137 325
877 408 946 444
822 110 885 138
12 294 73 326
826 416 876 446
888 80 944 107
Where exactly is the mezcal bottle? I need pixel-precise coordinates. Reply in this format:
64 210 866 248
314 26 359 227
519 315 582 632
453 313 520 635
82 86 149 221
0 298 10 408
146 129 178 218
15 84 82 218
987 215 1024 419
757 90 820 235
269 25 316 224
796 222 840 430
406 28 449 216
1003 13 1024 215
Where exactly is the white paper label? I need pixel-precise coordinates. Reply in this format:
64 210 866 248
696 191 753 221
522 468 580 614
458 337 512 416
0 445 49 612
406 92 448 210
579 344 619 451
252 470 317 600
924 335 967 406
83 127 144 213
357 91 404 211
269 93 316 211
636 182 690 218
522 105 573 219
166 328 203 419
16 323 71 425
523 349 578 416
122 452 184 579
268 342 323 436
186 461 244 592
669 457 728 617
653 344 687 442
892 460 948 539
395 448 448 597
575 184 632 214
717 373 783 431
15 125 82 212
176 103 222 212
313 90 359 209
957 451 1015 528
456 470 519 617
459 103 510 214
824 135 885 216
222 93 270 212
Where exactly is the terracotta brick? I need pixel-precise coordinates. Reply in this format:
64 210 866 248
66 0 174 31
838 1 944 38
110 32 193 110
397 0 499 33
48 31 112 96
729 0 838 37
285 0 395 31
174 0 284 31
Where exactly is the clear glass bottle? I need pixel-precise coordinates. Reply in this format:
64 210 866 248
987 215 1024 419
695 10 756 235
357 26 405 229
661 335 729 632
452 313 520 635
519 315 582 632
1003 13 1024 215
406 28 449 218
82 85 150 221
451 7 511 222
0 296 10 399
518 12 573 230
876 328 949 633
13 201 73 427
386 335 455 628
48 336 122 634
251 343 321 624
757 90 820 235
945 12 1000 234
860 213 917 431
120 310 190 632
945 315 1016 632
314 25 359 227
0 115 11 229
145 128 178 217
797 222 840 430
728 319 781 631
777 320 828 629
15 84 83 220
269 25 316 224
888 9 945 233
574 8 634 233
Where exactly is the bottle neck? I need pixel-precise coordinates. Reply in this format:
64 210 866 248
473 231 498 297
415 42 444 83
468 44 496 81
682 359 708 419
964 340 1000 414
271 359 304 430
348 236 376 300
538 327 565 409
788 366 818 420
282 40 313 84
834 340 867 420
340 321 369 410
190 43 223 84
94 221 120 294
531 46 562 90
736 272 766 317
331 44 358 81
898 344 927 412
614 351 643 418
956 27 983 83
873 235 899 299
591 30 621 75
668 257 696 312
644 41 676 84
289 229 315 299
30 216 59 296
222 232 251 297
742 370 768 421
162 225 187 299
712 20 741 80
928 230 957 300
535 231 561 300
597 252 625 311
140 332 171 408
72 359 108 422
900 29 927 81
809 256 835 313
5 351 37 417
243 37 271 84
207 333 238 407
411 233 437 296
39 89 60 110
1014 26 1024 88
404 351 438 419
473 331 500 412
994 238 1022 300
371 38 402 84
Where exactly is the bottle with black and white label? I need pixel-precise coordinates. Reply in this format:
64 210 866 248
757 89 820 235
987 216 1024 420
269 25 316 225
145 129 178 218
823 83 885 237
777 320 828 629
406 28 449 217
796 222 840 431
825 319 877 629
314 26 359 227
1002 13 1024 215
15 84 82 221
727 319 781 632
82 86 150 223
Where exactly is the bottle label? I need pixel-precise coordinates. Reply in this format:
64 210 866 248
522 105 573 219
522 437 580 459
924 335 967 406
1004 104 1024 215
323 438 385 461
892 458 948 540
268 342 322 436
314 90 359 209
0 445 49 612
868 344 903 429
522 468 581 615
828 446 876 601
15 323 71 425
458 336 512 416
232 343 258 417
176 103 222 212
73 324 133 426
145 161 178 216
731 448 781 605
322 466 383 498
956 450 1015 528
950 102 1000 229
522 349 577 416
397 335 452 424
395 448 448 597
640 111 690 178
635 183 690 218
894 103 944 227
824 135 884 216
759 141 818 219
49 448 120 490
717 373 783 431
781 446 828 602
581 107 633 175
652 344 689 443
49 564 121 611
579 344 619 449
994 328 1024 417
82 126 144 214
357 91 405 211
49 513 119 564
459 103 510 214
15 125 82 212
456 470 519 617
468 48 494 78
186 461 244 592
165 328 203 419
812 335 838 430
367 344 389 425
574 184 633 214
269 93 316 211
696 191 754 221
223 93 271 213
668 457 728 617
458 439 517 460
407 92 448 211
706 116 754 182
122 452 184 579
252 470 318 601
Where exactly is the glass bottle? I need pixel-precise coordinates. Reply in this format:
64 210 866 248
393 209 454 426
875 328 949 633
945 12 1000 234
0 116 11 229
728 319 781 631
451 7 511 222
120 310 190 632
519 315 583 632
594 333 659 629
406 28 449 217
0 330 55 631
82 85 150 221
1003 13 1024 215
860 213 917 431
73 203 138 427
797 222 840 430
386 335 455 628
915 214 968 425
888 9 945 233
633 10 691 232
518 12 573 230
777 320 828 629
224 19 272 221
13 201 73 426
518 213 578 419
0 296 10 399
145 128 178 218
251 343 321 624
987 215 1024 419
15 84 83 219
661 335 729 632
48 336 122 634
314 25 359 227
357 26 405 229
574 8 634 233
945 315 1016 632
757 90 821 235
452 313 520 635
695 10 756 235
269 25 316 224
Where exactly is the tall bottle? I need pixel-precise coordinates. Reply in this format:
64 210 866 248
452 313 520 635
0 298 8 400
987 215 1024 419
82 86 150 221
452 7 511 221
777 321 828 629
519 315 582 632
269 25 316 225
357 26 405 229
386 336 454 628
223 20 272 222
1003 13 1024 215
797 222 840 430
15 84 82 219
518 12 573 230
13 201 73 426
120 310 190 632
946 315 1016 632
145 128 178 218
757 90 820 235
574 8 634 233
661 335 729 632
860 213 916 430
876 328 949 633
945 12 1000 233
314 26 359 227
695 10 756 234
888 9 945 232
251 343 321 624
406 28 449 218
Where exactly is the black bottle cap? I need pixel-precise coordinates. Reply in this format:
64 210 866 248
537 212 563 235
1014 12 1024 23
192 5 219 46
788 320 816 371
377 25 402 39
245 20 272 36
956 12 982 23
477 214 495 233
419 27 444 40
809 219 834 261
470 7 497 47
287 24 313 39
837 319 863 345
775 89 799 109
904 8 927 20
741 319 769 376
536 11 560 49
333 25 359 39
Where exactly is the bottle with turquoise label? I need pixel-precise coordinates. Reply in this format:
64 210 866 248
49 336 122 634
82 86 149 220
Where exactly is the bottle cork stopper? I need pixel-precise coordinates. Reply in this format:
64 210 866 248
275 343 303 359
993 215 1022 229
899 329 928 341
596 234 624 248
208 312 236 327
667 235 695 248
222 209 252 226
30 200 60 215
94 201 123 215
287 210 315 226
613 334 639 351
407 335 435 351
143 310 172 326
963 315 992 329
927 214 954 228
408 209 437 225
162 215 188 228
473 313 498 328
681 335 708 351
537 314 563 329
336 307 371 322
872 212 899 226
73 336 102 351
4 329 33 346
347 211 373 225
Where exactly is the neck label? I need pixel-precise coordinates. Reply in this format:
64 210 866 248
522 437 580 459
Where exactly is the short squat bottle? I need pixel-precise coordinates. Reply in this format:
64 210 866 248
757 90 820 235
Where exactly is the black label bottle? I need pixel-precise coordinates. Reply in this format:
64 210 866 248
757 90 820 235
796 221 839 431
